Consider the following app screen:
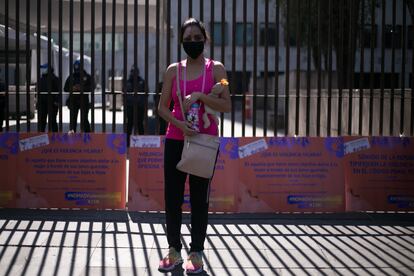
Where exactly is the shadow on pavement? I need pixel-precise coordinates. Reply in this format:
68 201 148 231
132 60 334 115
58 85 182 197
1 209 413 276
1 209 414 226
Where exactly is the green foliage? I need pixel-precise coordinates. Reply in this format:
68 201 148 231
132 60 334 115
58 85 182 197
276 0 377 73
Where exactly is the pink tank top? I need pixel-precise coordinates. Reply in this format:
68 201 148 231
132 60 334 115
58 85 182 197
166 58 218 140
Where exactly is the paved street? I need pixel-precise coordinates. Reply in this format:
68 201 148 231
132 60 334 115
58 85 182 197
1 210 413 276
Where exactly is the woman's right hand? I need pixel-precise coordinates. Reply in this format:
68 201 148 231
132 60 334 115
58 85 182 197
178 121 197 136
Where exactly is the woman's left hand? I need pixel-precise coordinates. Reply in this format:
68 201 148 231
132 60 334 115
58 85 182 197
183 92 203 111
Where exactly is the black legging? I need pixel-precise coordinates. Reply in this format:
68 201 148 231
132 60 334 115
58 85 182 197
68 95 90 132
126 103 145 146
164 138 214 253
38 95 58 132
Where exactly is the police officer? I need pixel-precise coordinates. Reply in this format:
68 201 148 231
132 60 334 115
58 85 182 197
38 64 60 132
124 65 146 145
64 60 93 132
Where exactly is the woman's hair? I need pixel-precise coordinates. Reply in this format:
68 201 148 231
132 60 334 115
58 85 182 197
180 18 209 43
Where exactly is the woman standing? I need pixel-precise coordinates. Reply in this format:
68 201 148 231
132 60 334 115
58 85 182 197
157 18 231 274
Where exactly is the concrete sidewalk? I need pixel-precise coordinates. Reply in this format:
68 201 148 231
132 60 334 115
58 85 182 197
0 209 413 276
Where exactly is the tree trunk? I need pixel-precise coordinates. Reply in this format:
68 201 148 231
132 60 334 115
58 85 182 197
407 0 414 19
333 0 361 90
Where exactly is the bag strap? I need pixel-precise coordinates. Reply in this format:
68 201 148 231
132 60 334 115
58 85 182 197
176 62 186 120
176 59 207 120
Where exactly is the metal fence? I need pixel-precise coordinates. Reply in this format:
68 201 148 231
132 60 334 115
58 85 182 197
0 0 413 137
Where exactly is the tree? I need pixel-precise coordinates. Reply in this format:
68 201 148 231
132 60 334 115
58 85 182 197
408 1 414 28
279 0 366 88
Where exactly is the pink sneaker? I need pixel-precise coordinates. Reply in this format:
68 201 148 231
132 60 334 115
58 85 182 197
158 247 183 272
185 251 204 274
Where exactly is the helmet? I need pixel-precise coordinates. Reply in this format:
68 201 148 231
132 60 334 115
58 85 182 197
130 65 139 77
74 60 81 72
40 63 48 74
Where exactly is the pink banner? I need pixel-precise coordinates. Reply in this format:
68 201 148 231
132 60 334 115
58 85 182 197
237 137 345 212
128 137 165 211
4 134 413 212
344 136 414 211
13 133 126 209
0 133 19 208
128 137 345 212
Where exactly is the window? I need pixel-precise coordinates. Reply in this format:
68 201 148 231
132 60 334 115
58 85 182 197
384 25 402 49
235 23 253 46
55 32 123 52
260 23 276 46
211 22 228 46
359 25 377 48
408 26 413 49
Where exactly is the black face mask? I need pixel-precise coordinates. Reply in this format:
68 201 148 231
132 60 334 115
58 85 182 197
183 41 204 59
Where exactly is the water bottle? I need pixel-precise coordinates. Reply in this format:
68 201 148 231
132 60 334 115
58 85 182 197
186 102 200 132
